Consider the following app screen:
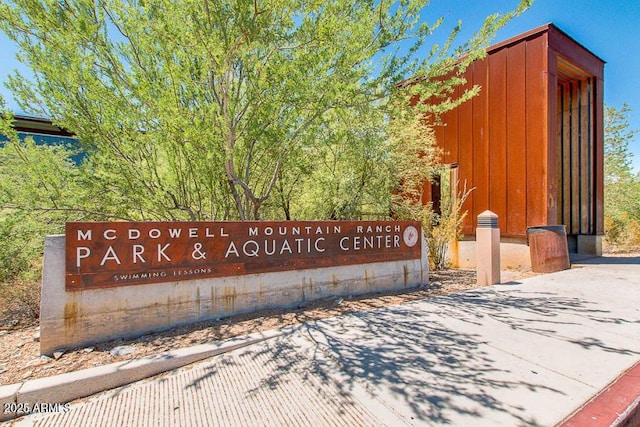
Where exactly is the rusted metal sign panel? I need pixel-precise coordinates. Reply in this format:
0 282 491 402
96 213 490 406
65 221 422 290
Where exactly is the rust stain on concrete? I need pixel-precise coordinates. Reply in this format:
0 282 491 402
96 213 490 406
403 265 409 287
210 286 215 313
196 287 201 317
167 295 172 324
63 299 78 332
221 287 237 311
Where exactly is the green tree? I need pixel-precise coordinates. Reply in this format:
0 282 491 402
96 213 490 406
603 103 640 249
386 104 474 269
0 0 530 222
0 102 121 281
605 104 636 183
267 106 391 221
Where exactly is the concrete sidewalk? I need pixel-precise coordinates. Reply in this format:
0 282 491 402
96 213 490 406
7 256 640 426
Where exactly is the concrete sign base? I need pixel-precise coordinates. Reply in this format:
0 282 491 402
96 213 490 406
40 233 428 355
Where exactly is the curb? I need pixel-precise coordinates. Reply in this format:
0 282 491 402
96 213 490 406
559 360 640 427
614 396 640 427
0 329 283 422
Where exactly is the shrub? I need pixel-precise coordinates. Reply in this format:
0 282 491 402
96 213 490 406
0 278 40 325
423 181 473 270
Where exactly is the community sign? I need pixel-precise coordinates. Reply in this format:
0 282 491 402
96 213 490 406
65 221 422 290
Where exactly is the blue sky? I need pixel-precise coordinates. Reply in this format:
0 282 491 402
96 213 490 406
1 0 639 171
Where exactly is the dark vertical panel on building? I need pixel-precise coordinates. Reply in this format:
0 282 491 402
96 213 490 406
472 58 490 228
594 76 605 235
458 65 476 236
560 82 572 229
525 35 548 227
505 42 528 236
587 78 595 234
580 79 591 234
562 81 570 232
570 81 580 235
488 48 508 231
556 84 563 225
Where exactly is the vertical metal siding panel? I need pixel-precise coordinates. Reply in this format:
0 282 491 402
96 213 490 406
472 57 490 229
488 48 508 232
587 78 594 234
443 85 460 165
506 42 528 237
580 80 590 234
556 86 563 225
570 82 580 234
595 76 605 235
561 82 572 229
525 35 548 227
458 65 476 236
547 53 560 226
526 36 547 226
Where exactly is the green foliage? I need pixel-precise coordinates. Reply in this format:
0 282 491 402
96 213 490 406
0 278 40 325
0 106 77 320
603 104 640 250
604 104 636 183
387 107 473 269
265 107 391 220
0 102 130 284
0 111 60 279
0 1 531 295
0 0 530 221
388 106 442 218
424 180 473 270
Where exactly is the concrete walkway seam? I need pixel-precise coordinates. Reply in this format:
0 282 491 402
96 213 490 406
0 329 283 422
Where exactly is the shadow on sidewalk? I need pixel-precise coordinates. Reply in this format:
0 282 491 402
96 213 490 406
181 268 640 426
183 288 638 426
570 254 640 266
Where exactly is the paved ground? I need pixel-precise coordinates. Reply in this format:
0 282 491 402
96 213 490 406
9 255 640 426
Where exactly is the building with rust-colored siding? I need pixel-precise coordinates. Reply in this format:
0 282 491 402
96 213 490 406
426 24 604 267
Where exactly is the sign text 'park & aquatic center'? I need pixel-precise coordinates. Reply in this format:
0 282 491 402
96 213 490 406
65 220 422 290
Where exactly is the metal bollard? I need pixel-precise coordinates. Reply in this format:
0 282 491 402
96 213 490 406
476 210 500 285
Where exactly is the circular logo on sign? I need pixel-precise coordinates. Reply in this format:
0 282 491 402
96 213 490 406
403 225 419 247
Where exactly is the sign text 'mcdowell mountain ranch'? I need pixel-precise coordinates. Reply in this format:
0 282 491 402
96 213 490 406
65 221 422 290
